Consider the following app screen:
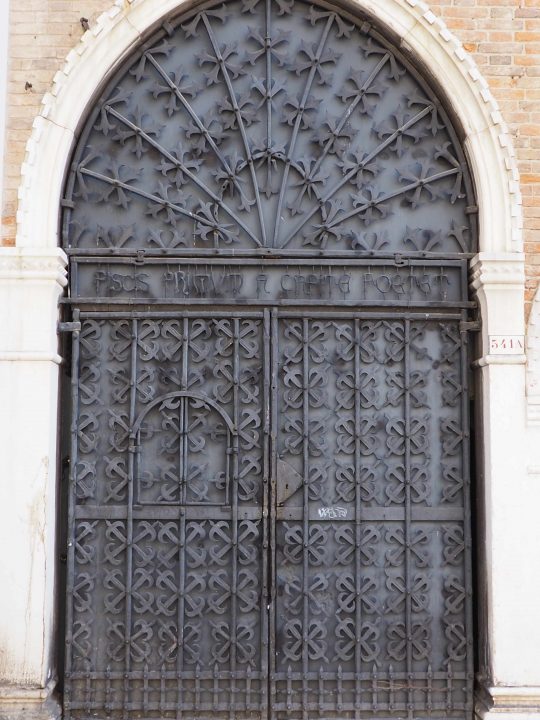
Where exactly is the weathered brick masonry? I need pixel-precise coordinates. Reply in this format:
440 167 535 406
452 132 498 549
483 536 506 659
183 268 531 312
2 0 539 314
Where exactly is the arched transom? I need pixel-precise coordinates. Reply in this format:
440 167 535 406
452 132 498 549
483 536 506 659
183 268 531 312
62 0 476 256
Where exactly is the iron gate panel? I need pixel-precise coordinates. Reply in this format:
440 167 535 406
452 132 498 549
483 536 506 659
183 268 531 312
65 314 270 718
271 315 473 719
64 309 473 720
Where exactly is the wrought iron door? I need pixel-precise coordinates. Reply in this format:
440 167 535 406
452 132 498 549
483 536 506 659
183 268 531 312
60 0 477 718
271 314 473 719
64 310 473 719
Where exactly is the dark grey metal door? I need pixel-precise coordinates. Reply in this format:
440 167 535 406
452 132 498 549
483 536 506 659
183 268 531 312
63 308 473 720
271 314 473 719
60 0 477 717
64 312 270 718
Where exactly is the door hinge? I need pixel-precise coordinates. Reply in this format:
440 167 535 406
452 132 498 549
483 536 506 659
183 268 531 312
58 321 82 333
459 320 481 333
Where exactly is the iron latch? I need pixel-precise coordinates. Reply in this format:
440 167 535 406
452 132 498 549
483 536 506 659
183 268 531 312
459 320 481 333
393 253 409 267
58 321 82 333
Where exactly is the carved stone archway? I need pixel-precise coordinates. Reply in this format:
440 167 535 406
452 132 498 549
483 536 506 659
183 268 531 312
0 2 534 720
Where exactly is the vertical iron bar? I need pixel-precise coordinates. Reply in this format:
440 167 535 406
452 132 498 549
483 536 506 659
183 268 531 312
143 663 149 714
460 313 475 710
177 314 189 717
230 317 241 718
269 309 279 719
302 318 310 720
63 308 81 720
318 665 324 715
105 665 112 718
124 318 138 720
272 15 334 247
180 317 189 504
354 318 363 719
261 309 271 713
404 319 413 720
202 14 267 246
265 0 272 205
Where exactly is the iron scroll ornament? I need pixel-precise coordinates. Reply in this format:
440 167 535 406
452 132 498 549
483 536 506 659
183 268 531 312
61 0 477 258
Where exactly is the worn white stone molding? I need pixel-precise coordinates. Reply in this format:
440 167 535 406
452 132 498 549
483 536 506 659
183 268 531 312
476 685 540 720
470 254 540 717
0 680 61 720
0 247 66 719
526 285 540 423
470 252 526 364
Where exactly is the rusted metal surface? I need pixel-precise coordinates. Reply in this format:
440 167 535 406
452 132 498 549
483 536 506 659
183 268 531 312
60 1 476 718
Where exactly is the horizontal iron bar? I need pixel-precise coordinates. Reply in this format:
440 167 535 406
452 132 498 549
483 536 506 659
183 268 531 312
65 297 475 308
66 248 476 260
75 309 465 319
75 505 264 521
460 320 481 332
57 321 81 333
276 506 465 522
276 310 465 319
271 671 470 681
77 309 265 318
72 256 468 268
66 703 468 714
67 670 266 680
67 702 267 712
67 669 468 682
270 705 470 714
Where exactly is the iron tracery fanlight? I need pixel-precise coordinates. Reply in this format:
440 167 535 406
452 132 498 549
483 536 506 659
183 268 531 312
61 0 477 259
60 1 477 719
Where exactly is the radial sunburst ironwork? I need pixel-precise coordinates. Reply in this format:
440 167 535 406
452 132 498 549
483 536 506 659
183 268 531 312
62 0 476 256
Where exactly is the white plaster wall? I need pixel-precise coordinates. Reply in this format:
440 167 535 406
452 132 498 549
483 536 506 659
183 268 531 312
0 249 66 692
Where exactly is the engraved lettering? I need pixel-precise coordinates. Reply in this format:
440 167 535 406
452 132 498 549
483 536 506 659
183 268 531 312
256 274 269 298
338 273 351 295
92 271 150 295
281 273 293 295
376 274 392 294
417 274 431 295
94 270 107 295
221 273 243 296
390 273 405 295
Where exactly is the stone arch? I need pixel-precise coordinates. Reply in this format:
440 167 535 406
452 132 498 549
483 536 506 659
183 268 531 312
16 0 522 256
2 0 532 714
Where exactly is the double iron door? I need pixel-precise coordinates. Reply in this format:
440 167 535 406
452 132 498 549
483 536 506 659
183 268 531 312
64 308 473 720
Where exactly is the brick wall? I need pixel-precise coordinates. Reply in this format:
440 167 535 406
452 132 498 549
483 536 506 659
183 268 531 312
2 0 539 315
1 0 111 246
